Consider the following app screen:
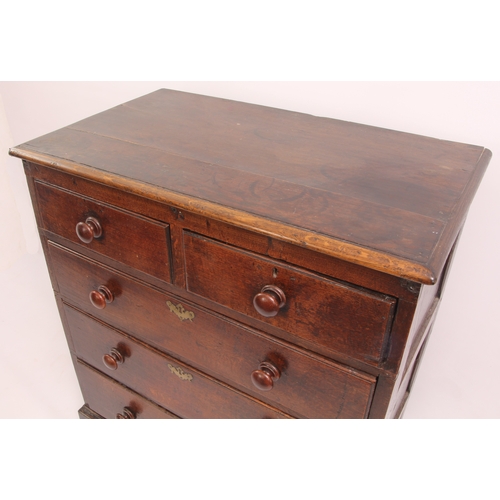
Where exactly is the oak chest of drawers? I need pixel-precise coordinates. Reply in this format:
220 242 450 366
10 89 491 418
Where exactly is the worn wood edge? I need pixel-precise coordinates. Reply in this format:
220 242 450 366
78 404 104 419
426 147 492 280
10 147 437 284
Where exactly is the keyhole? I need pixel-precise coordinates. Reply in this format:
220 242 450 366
272 268 278 278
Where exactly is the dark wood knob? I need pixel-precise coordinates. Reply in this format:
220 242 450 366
253 285 286 317
103 347 124 370
251 361 281 391
76 216 102 243
116 407 136 419
89 285 114 309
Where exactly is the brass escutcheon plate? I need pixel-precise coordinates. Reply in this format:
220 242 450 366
167 363 193 382
166 300 195 322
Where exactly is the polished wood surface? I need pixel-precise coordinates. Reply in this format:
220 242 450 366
35 180 172 283
10 89 491 283
68 307 294 419
58 267 377 419
10 89 490 418
183 231 396 364
75 361 179 419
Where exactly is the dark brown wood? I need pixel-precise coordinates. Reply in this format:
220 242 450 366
62 299 376 419
10 89 490 418
69 309 293 419
34 180 173 283
23 162 420 303
183 231 396 365
10 89 491 283
75 362 179 419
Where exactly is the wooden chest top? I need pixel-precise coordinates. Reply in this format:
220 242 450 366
9 88 491 284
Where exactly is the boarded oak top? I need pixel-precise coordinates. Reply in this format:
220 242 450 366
10 89 491 284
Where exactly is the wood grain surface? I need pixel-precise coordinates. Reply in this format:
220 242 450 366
35 180 172 282
65 303 376 419
75 361 179 419
183 231 396 364
9 89 492 283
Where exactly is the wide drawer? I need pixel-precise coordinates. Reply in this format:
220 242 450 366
65 304 375 419
49 242 376 418
35 181 172 282
183 232 396 364
67 306 291 419
75 360 179 419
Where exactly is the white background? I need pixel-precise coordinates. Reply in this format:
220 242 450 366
1 81 499 419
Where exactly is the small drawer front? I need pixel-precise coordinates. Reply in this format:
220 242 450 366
183 232 396 364
35 181 172 283
67 307 292 419
75 360 179 419
64 304 375 419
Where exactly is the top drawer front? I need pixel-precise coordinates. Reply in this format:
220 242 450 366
183 232 396 364
35 181 172 283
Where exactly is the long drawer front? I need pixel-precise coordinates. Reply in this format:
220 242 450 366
49 241 377 418
67 306 291 419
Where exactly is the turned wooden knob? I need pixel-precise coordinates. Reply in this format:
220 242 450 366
103 347 124 370
251 361 281 391
253 285 286 317
116 407 136 419
89 285 114 309
76 216 102 243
